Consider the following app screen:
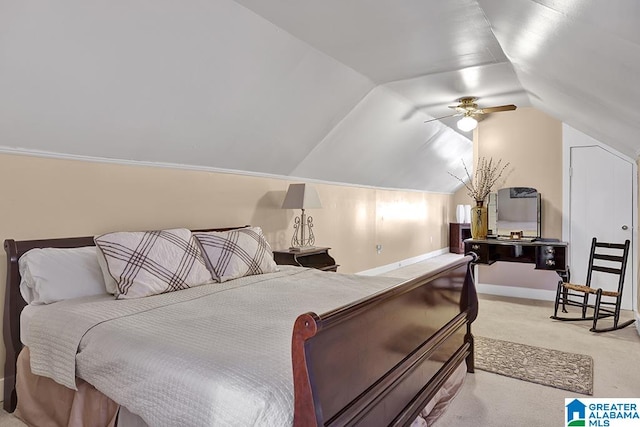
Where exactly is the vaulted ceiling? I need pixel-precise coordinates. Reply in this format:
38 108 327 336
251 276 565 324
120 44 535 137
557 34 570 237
1 1 638 192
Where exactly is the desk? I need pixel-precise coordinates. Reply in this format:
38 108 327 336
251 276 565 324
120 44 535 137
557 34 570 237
464 238 569 280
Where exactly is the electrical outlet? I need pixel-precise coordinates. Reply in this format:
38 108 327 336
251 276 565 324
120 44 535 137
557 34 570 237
376 244 382 254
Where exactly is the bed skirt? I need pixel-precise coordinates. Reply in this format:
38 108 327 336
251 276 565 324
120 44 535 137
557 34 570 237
15 347 120 427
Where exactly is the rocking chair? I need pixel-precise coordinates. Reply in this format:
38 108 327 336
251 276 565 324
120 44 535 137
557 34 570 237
551 237 634 332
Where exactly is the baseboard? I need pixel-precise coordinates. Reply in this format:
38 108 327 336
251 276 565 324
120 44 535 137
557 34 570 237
476 283 557 301
0 377 4 402
356 248 450 276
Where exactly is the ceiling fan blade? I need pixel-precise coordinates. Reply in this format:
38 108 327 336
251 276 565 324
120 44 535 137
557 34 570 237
479 104 517 114
424 113 461 123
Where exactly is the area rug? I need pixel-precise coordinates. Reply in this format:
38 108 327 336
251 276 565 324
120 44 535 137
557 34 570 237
475 336 593 395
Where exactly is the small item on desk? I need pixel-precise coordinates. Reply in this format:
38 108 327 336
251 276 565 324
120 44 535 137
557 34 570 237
289 246 316 252
510 231 522 240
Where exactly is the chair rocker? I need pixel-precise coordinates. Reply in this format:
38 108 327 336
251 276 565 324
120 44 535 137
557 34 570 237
551 237 634 333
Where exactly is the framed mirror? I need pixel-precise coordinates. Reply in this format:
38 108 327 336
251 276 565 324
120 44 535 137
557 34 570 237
488 187 541 238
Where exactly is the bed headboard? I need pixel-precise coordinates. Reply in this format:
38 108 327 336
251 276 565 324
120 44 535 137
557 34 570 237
2 225 248 412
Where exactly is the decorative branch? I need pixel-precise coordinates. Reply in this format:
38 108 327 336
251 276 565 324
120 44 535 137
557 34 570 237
449 157 510 203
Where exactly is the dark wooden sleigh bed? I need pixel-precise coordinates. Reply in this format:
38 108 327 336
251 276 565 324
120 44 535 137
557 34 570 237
3 228 478 426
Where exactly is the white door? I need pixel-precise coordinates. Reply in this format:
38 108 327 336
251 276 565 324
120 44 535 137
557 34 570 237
570 145 634 310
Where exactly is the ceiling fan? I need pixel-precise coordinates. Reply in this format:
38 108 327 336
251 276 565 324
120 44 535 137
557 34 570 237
424 97 517 132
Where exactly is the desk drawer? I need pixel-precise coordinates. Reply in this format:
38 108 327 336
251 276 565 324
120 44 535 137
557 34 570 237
535 245 566 271
464 241 489 263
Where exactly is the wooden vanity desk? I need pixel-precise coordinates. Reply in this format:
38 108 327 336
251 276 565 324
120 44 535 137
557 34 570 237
464 238 569 280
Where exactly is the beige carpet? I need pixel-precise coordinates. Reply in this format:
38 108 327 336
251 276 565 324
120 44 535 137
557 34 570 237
475 335 593 395
436 298 638 426
0 410 24 426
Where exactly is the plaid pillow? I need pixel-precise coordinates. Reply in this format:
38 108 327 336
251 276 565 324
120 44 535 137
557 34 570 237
94 228 213 299
193 227 278 282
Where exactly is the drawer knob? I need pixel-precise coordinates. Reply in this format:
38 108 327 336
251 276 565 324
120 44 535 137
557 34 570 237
546 247 555 254
546 259 556 266
471 244 480 250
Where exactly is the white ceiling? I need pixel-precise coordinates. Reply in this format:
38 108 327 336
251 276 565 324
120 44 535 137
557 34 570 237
234 0 510 83
1 1 639 192
236 0 640 155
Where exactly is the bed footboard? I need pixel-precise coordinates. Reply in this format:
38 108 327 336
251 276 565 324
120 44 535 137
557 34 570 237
292 255 477 426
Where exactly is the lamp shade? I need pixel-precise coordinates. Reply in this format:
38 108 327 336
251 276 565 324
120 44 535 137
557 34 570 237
457 115 478 132
281 183 322 209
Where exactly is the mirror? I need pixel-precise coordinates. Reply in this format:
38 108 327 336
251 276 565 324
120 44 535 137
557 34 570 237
488 187 541 238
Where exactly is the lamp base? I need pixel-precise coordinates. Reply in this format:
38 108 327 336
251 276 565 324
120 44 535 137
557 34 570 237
290 210 316 249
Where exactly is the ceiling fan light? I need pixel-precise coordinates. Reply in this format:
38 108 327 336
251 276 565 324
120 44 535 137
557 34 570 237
457 115 478 132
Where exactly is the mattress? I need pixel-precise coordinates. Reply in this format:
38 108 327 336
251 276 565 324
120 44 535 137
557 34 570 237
22 267 405 426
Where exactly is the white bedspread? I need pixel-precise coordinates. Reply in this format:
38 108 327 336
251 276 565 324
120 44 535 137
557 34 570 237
23 267 403 427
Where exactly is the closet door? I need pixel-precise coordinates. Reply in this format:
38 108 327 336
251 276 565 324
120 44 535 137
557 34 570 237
569 145 634 309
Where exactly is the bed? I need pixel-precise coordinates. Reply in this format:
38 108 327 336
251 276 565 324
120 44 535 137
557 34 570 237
3 227 478 426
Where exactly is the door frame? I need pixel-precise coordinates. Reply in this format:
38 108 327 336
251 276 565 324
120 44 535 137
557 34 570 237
562 124 638 333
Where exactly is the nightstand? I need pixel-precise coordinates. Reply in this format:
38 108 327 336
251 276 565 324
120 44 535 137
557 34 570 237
449 223 471 254
272 247 338 272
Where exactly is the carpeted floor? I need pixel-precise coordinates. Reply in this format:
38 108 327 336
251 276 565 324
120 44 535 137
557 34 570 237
437 296 638 426
0 410 24 426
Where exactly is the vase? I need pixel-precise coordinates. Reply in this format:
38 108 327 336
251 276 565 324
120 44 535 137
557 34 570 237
456 204 465 223
470 201 488 239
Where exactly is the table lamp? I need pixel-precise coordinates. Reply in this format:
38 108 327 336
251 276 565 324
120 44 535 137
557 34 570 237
282 183 322 250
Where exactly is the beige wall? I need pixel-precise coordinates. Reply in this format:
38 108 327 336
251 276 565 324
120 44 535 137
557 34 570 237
0 152 454 376
451 185 470 216
476 108 563 238
473 108 564 290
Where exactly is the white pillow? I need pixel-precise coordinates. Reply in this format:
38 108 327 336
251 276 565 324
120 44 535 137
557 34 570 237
94 228 213 299
193 227 278 282
19 246 108 305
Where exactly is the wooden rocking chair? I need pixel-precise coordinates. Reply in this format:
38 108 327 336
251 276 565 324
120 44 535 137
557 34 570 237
551 237 634 332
